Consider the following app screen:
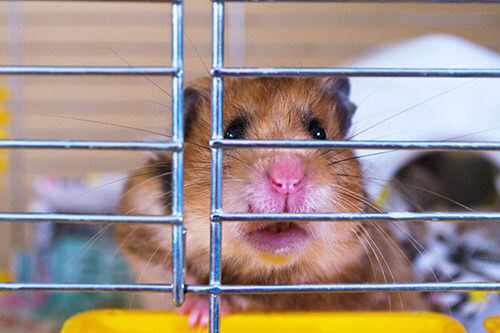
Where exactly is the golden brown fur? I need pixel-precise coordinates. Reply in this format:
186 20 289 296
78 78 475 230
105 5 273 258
116 77 428 312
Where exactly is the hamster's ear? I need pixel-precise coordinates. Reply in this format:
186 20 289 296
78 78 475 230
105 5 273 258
184 77 211 138
321 77 357 136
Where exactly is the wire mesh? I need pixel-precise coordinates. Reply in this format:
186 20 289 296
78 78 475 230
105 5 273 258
0 0 499 332
0 0 187 314
209 0 500 332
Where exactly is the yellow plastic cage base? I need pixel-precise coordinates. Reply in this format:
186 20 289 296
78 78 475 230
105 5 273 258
60 310 465 333
485 315 500 333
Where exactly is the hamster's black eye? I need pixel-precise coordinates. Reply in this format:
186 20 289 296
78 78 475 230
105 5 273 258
308 119 327 140
224 117 246 139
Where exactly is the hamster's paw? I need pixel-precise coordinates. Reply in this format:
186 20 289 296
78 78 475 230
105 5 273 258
177 295 231 328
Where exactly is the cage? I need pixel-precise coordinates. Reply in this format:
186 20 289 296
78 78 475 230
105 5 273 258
1 0 500 332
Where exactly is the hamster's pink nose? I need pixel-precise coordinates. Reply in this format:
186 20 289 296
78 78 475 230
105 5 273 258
269 158 305 195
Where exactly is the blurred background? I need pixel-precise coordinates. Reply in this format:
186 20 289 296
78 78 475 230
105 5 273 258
0 1 500 331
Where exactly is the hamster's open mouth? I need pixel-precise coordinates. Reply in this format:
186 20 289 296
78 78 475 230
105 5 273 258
243 222 309 255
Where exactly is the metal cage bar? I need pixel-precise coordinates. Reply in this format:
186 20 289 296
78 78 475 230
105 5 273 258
0 139 182 151
0 66 178 75
11 0 178 2
0 0 187 313
210 1 225 332
0 213 182 224
171 0 186 307
210 139 500 151
212 212 500 222
2 281 500 293
207 1 500 332
213 67 500 77
222 0 500 2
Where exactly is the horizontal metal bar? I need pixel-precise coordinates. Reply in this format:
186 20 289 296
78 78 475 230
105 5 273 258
0 283 174 293
213 212 500 222
213 67 500 78
0 66 178 76
0 140 181 151
0 213 182 224
211 139 500 151
222 0 500 2
2 282 500 294
31 0 178 2
192 282 500 294
8 0 177 2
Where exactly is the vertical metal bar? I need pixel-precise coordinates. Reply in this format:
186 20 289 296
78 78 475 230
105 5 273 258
210 1 225 332
171 0 186 307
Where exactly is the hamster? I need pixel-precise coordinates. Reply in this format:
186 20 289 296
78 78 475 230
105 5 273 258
115 76 428 327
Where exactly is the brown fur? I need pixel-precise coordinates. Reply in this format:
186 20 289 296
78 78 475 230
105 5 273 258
116 77 428 312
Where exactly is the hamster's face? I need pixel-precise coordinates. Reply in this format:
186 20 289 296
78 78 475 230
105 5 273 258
183 77 366 280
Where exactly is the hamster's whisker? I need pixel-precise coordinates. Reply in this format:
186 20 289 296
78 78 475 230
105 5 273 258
388 178 474 212
390 221 461 283
65 224 113 270
362 223 402 310
224 153 259 174
197 119 213 134
55 171 163 212
185 33 210 75
334 173 434 213
354 78 393 114
154 181 212 200
357 225 392 310
138 242 164 281
331 183 380 213
328 150 396 167
185 140 211 152
243 31 267 67
387 222 458 316
447 124 500 141
31 111 172 139
359 224 388 282
140 98 172 110
391 223 425 253
370 222 422 282
157 254 171 282
286 105 294 127
349 166 474 316
315 148 344 162
120 169 177 203
88 26 173 99
365 226 399 286
334 192 364 213
348 79 474 140
365 176 428 212
129 243 164 310
110 225 141 266
355 225 382 282
277 32 304 68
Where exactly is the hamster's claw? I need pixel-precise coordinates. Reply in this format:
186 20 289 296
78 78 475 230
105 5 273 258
177 295 231 328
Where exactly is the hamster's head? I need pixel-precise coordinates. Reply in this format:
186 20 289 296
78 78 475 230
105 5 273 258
183 77 366 282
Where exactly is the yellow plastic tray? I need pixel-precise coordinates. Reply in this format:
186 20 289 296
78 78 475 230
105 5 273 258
61 310 465 333
485 315 500 333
